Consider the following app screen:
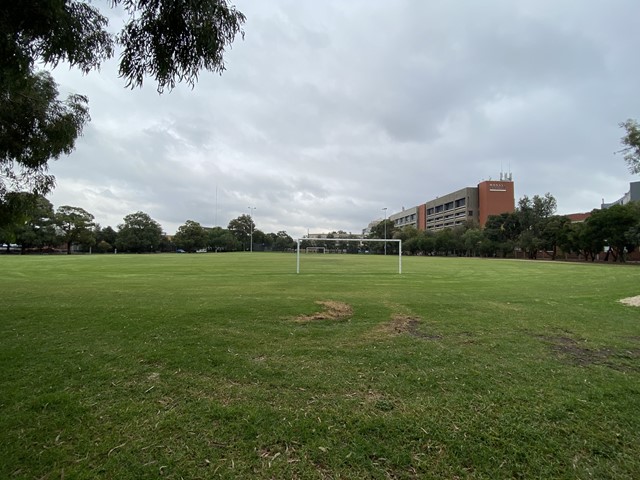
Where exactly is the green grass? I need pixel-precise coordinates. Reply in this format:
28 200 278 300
1 253 639 479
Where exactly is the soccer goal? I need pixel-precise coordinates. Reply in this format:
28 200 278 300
295 238 402 274
306 246 325 254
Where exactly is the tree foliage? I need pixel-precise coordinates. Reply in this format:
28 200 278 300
228 214 255 246
55 205 95 254
1 0 245 220
273 231 295 251
367 219 396 253
174 220 207 252
14 196 58 254
0 193 52 252
516 193 557 259
209 226 240 252
0 193 38 246
368 219 395 240
115 211 162 253
586 203 640 261
0 72 89 201
540 215 571 260
116 0 246 92
619 119 640 175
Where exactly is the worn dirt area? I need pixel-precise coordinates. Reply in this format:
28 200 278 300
294 300 353 322
619 295 640 307
371 314 442 340
537 335 640 372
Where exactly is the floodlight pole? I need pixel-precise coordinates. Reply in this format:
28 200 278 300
248 206 256 252
382 207 388 256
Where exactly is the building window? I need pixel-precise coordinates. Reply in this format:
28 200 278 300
468 210 473 216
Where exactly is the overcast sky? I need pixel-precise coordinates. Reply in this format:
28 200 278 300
48 0 640 238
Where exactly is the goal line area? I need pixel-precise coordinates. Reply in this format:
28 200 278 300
295 238 402 274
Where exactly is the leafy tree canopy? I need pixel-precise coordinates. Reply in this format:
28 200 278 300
368 219 395 240
517 193 557 231
116 211 162 253
174 219 207 252
95 225 118 247
55 205 95 253
619 119 640 174
586 203 640 261
273 230 295 251
1 0 245 218
14 195 57 253
228 214 255 242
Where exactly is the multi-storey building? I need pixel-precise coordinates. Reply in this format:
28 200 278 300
477 178 516 227
423 186 480 231
389 206 418 229
386 173 515 233
601 181 640 209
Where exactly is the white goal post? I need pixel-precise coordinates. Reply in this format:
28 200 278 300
295 238 402 274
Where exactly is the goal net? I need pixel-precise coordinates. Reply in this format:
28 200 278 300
295 238 402 274
305 246 325 254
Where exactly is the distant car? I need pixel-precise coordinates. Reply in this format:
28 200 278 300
1 243 21 253
176 249 186 253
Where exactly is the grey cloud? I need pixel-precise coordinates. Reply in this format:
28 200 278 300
47 0 640 237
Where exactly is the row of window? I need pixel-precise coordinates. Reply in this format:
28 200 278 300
426 210 473 224
394 213 416 226
426 197 467 215
428 219 466 230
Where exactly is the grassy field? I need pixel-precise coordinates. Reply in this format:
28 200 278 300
1 253 639 479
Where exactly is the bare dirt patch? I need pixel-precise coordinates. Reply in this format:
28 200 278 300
536 335 640 372
619 295 640 307
372 314 442 340
294 301 353 322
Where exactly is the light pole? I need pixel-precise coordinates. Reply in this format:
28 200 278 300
248 206 256 252
382 207 388 255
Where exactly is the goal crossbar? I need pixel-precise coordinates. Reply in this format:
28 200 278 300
295 238 402 274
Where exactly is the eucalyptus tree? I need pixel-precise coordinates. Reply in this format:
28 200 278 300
55 205 95 254
587 203 640 262
516 194 557 258
1 0 245 219
174 220 208 252
619 119 640 174
228 214 255 248
116 211 163 253
14 196 58 254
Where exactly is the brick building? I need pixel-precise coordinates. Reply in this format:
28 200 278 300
386 174 515 232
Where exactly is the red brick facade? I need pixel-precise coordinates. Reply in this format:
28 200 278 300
417 204 426 230
477 180 515 228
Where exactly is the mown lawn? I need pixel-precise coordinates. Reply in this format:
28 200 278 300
1 253 639 479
